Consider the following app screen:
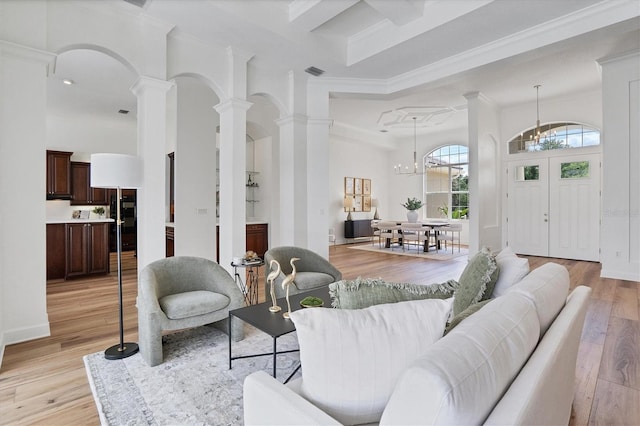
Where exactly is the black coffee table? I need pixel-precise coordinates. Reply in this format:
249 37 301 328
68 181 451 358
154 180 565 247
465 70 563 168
228 286 330 382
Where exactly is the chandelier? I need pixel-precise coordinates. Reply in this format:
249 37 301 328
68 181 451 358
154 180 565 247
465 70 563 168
531 84 542 144
394 117 425 175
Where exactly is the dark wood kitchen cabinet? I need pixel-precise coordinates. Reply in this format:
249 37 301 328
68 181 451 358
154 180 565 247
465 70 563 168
215 223 268 263
166 226 174 257
70 162 108 206
65 222 110 279
46 150 72 199
46 224 66 280
246 223 268 258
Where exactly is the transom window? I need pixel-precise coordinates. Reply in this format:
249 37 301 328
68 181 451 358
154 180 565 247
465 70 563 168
424 145 469 219
508 122 600 154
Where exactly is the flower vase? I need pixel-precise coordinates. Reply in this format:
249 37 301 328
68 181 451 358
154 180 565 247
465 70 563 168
407 210 418 223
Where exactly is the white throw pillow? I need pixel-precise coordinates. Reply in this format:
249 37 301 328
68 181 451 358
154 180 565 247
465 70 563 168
290 298 453 425
492 246 530 297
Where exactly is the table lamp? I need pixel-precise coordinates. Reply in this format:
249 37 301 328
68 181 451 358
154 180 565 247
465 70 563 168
91 153 142 360
344 196 353 221
372 198 379 220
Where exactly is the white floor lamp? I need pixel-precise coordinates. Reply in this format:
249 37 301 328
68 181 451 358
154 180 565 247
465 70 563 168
91 153 142 360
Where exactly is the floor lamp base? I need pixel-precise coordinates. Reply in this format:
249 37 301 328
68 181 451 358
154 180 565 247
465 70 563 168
105 342 139 360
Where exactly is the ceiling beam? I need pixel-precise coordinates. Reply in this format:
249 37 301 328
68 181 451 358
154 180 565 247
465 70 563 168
363 0 423 26
288 0 359 32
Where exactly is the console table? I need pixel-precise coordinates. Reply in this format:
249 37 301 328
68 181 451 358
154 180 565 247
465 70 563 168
344 219 373 240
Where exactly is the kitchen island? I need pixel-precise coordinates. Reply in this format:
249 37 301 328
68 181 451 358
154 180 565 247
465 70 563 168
46 218 114 280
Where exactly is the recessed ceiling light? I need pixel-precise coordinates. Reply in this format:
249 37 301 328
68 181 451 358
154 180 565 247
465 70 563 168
118 109 129 115
62 79 74 85
379 129 388 133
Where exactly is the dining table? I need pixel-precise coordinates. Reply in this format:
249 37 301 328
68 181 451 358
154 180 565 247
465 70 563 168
380 221 450 252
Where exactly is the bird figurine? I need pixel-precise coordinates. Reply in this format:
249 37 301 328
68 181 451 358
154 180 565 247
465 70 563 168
281 257 300 319
266 259 282 313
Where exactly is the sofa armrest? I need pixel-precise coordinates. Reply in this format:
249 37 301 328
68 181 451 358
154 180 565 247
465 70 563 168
243 371 342 426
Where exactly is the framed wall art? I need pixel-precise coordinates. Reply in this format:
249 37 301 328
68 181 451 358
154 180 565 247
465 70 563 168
363 178 371 195
344 177 354 194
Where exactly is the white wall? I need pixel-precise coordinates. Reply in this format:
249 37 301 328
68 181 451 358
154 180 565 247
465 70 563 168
599 51 640 281
174 76 219 259
46 112 137 155
329 136 390 244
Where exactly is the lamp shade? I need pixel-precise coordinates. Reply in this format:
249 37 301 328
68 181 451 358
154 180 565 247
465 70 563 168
371 198 378 207
90 153 142 189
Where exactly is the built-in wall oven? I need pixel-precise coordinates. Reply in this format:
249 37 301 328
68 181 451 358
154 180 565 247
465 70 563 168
109 190 137 252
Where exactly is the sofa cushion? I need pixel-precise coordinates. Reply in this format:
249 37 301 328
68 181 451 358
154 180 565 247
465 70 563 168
492 246 530 297
329 276 458 309
158 290 230 320
293 272 336 290
507 262 570 335
453 247 499 316
380 291 540 425
444 299 492 335
290 297 454 425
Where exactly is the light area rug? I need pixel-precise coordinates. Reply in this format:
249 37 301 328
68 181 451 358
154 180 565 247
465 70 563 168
84 324 300 426
348 243 469 260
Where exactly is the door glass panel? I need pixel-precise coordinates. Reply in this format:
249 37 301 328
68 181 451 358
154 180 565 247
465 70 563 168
561 161 590 178
515 165 539 181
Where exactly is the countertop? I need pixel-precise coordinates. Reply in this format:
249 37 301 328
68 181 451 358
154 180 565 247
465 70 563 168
47 218 115 224
165 220 268 228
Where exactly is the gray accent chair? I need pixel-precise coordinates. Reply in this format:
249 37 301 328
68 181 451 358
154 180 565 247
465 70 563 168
265 246 342 300
137 256 245 367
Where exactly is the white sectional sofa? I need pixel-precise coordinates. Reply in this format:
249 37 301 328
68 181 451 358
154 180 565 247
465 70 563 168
244 262 591 425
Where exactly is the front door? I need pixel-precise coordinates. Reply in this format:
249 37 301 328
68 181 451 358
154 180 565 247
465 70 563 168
507 153 600 261
548 154 600 261
507 159 549 257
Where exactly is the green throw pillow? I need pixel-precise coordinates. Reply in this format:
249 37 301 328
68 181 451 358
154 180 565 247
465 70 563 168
452 247 499 316
444 299 492 335
329 276 458 309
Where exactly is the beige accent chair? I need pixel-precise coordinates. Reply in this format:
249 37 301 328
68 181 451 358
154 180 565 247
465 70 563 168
265 246 342 299
137 256 245 367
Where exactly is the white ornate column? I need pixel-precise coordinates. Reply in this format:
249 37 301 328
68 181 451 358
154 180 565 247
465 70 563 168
131 76 174 271
464 91 501 255
306 117 332 258
0 41 55 343
275 113 309 247
215 98 252 273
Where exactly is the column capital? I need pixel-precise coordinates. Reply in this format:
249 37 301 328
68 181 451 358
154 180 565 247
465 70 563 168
130 76 174 96
275 113 308 127
0 40 55 64
214 98 253 114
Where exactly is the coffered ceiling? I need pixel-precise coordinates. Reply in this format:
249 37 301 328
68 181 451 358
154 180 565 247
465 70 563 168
48 0 640 143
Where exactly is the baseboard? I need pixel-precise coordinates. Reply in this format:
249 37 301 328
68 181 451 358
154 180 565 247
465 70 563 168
600 268 640 282
3 322 51 346
0 334 5 369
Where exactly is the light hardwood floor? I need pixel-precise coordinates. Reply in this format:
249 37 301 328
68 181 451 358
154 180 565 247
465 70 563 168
1 245 638 425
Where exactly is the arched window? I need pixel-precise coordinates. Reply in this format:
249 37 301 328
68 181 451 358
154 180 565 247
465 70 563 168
424 145 469 219
508 122 600 154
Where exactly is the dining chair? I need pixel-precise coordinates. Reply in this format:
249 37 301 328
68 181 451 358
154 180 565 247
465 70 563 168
436 222 462 253
376 221 399 250
328 227 336 249
370 220 381 247
400 222 427 253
